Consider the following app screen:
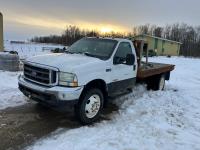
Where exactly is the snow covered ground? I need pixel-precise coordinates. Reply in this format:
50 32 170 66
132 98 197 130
27 57 200 150
4 41 65 59
0 71 26 110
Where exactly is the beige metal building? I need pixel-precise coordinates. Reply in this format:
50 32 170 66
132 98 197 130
134 34 182 56
0 12 3 51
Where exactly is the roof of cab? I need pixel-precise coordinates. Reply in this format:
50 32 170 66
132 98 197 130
86 37 131 42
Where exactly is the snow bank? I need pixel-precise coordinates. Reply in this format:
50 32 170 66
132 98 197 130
28 57 200 150
0 71 26 110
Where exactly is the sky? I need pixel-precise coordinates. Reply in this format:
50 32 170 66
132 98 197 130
0 0 200 40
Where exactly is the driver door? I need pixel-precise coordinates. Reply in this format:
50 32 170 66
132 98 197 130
108 42 136 95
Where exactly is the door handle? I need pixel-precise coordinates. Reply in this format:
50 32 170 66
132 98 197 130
106 68 112 72
133 65 136 70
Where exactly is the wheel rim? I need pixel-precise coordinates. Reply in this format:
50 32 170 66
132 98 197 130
159 76 165 90
85 94 101 118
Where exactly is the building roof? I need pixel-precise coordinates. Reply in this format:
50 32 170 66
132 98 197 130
135 34 182 44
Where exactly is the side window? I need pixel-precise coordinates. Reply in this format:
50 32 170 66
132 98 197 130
114 42 132 64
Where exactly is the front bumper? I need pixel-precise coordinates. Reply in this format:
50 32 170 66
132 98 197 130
18 75 83 106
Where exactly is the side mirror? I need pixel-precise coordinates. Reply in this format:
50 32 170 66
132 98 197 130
113 57 124 65
126 54 135 65
113 57 118 65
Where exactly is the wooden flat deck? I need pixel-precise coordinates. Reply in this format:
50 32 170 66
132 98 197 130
137 62 175 79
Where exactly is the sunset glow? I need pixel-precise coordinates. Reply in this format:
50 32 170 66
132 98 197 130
100 27 113 34
9 15 128 34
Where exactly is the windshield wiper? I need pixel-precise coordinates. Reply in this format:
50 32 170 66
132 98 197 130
66 51 103 60
65 51 75 54
84 52 98 58
65 51 83 54
84 52 106 60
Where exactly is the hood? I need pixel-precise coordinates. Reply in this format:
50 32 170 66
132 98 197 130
26 53 104 72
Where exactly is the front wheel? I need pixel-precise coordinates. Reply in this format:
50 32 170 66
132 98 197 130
75 88 104 125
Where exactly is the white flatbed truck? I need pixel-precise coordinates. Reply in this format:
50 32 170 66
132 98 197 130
18 37 174 124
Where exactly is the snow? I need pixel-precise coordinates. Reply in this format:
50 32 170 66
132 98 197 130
4 41 65 59
0 71 26 110
0 48 199 149
27 57 200 150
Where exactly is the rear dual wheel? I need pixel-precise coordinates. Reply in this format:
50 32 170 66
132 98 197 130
147 74 165 91
158 75 165 90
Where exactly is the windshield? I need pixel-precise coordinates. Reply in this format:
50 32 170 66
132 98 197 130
67 38 118 60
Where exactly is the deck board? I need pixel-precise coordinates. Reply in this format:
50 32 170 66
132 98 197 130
137 62 175 79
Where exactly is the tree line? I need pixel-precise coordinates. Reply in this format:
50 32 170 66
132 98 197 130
31 23 200 57
31 26 126 46
31 26 98 46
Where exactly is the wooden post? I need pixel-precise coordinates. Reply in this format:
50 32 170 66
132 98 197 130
146 44 148 64
140 40 144 66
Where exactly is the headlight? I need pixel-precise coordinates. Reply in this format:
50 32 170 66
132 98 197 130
58 72 78 87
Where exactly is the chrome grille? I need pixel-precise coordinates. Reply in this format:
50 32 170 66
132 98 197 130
24 63 57 86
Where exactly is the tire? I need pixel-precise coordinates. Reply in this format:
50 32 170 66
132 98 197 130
75 88 104 125
157 74 165 90
147 74 165 91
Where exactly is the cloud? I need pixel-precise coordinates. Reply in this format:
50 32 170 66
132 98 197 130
11 15 127 32
13 16 68 30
